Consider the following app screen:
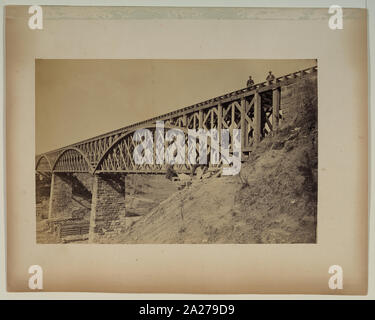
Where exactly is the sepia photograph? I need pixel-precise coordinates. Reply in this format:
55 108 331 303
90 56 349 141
4 4 368 295
35 59 318 244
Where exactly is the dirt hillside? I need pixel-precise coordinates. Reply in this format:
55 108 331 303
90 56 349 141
115 92 318 244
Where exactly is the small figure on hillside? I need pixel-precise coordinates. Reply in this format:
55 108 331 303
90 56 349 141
166 164 177 181
266 71 275 84
246 76 254 87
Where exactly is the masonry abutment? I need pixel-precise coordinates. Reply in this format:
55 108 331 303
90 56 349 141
89 173 126 243
48 172 94 220
35 172 52 219
48 173 73 219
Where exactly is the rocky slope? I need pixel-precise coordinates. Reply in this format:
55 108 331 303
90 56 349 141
114 92 318 244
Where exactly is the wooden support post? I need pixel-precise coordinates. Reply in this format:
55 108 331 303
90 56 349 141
217 104 222 142
198 110 203 129
48 173 55 219
89 174 98 243
48 173 73 220
182 114 187 127
254 92 261 143
272 88 280 135
153 129 157 166
240 99 246 150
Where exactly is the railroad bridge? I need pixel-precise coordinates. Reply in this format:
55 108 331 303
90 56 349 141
35 66 317 243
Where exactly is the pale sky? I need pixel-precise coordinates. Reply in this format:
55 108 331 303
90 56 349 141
36 59 316 154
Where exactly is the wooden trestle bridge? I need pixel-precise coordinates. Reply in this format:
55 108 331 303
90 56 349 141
35 66 317 242
36 66 317 176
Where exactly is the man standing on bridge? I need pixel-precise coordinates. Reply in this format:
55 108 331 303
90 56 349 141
246 76 254 87
266 71 275 84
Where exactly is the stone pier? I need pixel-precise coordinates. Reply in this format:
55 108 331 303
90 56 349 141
48 173 93 220
89 173 126 243
35 172 52 219
48 173 73 219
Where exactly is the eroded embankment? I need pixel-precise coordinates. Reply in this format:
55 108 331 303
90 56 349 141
110 77 318 244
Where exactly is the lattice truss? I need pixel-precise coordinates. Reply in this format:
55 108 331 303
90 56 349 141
259 91 275 138
53 149 91 173
95 94 277 173
35 66 317 174
38 70 320 175
36 92 281 174
35 155 52 173
77 133 123 166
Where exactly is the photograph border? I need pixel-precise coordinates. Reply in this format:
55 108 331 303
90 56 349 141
0 0 373 299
